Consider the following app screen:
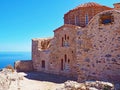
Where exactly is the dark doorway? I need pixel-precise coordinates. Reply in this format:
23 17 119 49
61 59 63 70
42 60 45 68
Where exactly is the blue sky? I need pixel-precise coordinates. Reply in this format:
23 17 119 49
0 0 119 52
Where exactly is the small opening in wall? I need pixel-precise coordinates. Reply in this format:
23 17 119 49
72 51 73 53
102 19 111 24
68 59 70 63
62 37 64 47
99 13 114 25
61 59 63 71
87 65 90 67
65 54 67 62
67 36 69 40
65 34 66 40
42 60 45 68
85 14 89 25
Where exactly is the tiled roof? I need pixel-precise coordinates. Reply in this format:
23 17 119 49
64 2 112 16
75 2 102 8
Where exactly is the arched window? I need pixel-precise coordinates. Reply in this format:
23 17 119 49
85 14 89 25
75 15 79 26
68 15 71 24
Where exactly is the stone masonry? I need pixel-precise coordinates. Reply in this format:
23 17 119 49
64 2 112 27
32 38 52 72
14 60 33 72
77 10 120 82
31 2 120 82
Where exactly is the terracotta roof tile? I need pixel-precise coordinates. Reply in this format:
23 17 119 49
65 2 112 16
76 2 101 8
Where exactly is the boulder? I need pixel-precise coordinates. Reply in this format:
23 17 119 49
56 80 115 90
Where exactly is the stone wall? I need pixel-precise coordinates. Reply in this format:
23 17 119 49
77 10 120 82
14 60 33 72
32 38 52 73
31 2 120 82
48 24 80 77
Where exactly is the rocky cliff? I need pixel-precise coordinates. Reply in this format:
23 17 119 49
0 68 24 90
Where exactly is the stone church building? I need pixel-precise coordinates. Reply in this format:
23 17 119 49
32 2 120 82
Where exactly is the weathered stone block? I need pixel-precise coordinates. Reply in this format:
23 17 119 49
14 60 33 72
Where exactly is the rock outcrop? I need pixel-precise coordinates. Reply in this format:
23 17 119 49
0 68 120 90
14 60 33 72
57 80 115 90
0 68 24 90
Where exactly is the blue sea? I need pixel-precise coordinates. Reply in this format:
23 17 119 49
0 52 31 69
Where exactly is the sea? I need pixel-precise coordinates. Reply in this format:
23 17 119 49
0 52 31 69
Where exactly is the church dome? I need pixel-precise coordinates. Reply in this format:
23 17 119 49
64 2 112 27
73 2 109 10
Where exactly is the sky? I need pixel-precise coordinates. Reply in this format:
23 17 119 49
0 0 119 52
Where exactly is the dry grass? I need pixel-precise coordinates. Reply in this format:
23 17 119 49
5 65 15 72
